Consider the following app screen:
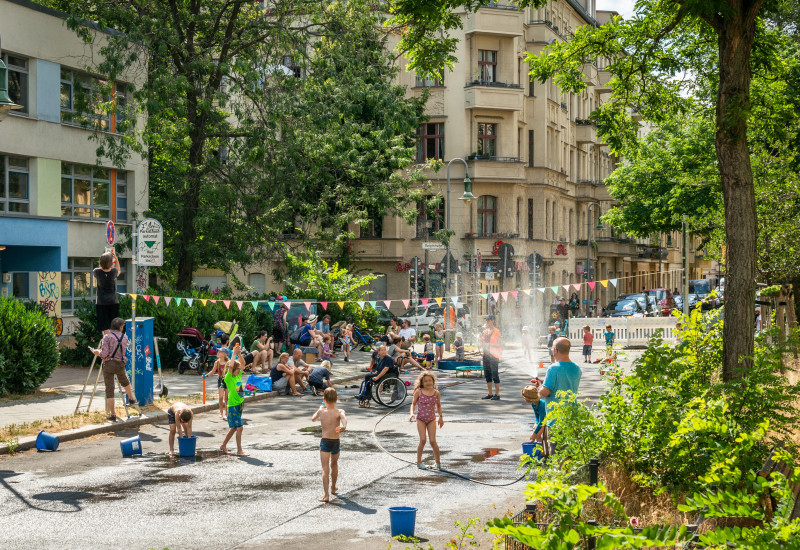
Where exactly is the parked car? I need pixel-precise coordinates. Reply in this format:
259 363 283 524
673 293 700 312
284 303 319 333
644 288 677 316
371 303 394 326
399 302 471 330
602 299 646 317
689 279 721 309
618 293 658 316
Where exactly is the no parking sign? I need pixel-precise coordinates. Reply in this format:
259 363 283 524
106 220 115 245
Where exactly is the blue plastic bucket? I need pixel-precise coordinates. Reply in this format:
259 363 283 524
35 430 59 451
177 435 197 457
389 506 417 538
522 442 535 457
120 435 142 456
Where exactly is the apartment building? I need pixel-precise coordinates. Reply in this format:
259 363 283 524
0 0 148 330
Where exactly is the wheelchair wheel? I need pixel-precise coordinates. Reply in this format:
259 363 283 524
373 377 408 408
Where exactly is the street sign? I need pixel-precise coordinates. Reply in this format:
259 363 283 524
137 218 164 267
422 241 445 251
106 220 115 245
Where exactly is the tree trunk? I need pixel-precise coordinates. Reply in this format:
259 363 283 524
715 12 759 381
176 92 203 291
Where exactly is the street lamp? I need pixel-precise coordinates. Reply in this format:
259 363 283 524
444 158 473 346
0 37 23 121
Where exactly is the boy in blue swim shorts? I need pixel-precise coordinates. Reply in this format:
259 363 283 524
312 387 347 502
220 343 249 456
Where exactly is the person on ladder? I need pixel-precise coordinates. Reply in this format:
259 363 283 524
90 317 137 421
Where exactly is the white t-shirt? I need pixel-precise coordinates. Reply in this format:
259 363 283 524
288 356 310 370
398 327 416 342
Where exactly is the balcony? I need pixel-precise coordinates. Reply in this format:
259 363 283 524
464 82 524 111
581 63 598 87
526 20 568 43
575 121 597 144
465 4 524 37
637 245 668 260
352 239 404 260
596 69 612 92
465 157 525 180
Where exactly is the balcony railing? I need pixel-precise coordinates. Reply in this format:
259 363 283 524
483 1 521 10
466 155 522 162
464 80 522 89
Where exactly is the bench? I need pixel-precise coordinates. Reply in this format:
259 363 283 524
456 366 484 378
758 443 800 521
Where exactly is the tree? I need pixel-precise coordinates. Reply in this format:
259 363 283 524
389 0 785 380
47 0 427 290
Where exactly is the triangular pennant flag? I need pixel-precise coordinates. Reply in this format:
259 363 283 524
383 300 392 309
420 298 429 307
563 285 570 292
537 287 545 293
304 301 312 312
236 300 244 310
550 286 559 293
588 282 596 291
164 296 172 306
510 290 518 299
251 301 259 311
434 297 443 306
600 280 608 288
128 293 137 301
143 295 151 302
500 291 509 302
451 296 459 305
610 279 618 287
200 299 208 306
175 297 183 306
491 292 499 302
267 302 275 311
186 298 194 307
209 299 217 304
357 301 365 309
522 289 531 296
320 302 328 310
369 301 377 309
572 283 582 291
152 296 160 305
402 299 410 309
337 301 345 309
480 293 489 299
285 302 292 309
222 300 231 309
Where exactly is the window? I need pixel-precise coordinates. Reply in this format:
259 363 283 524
528 199 534 239
115 84 131 133
282 56 302 78
416 196 445 238
477 123 496 157
61 257 125 313
0 154 30 213
3 54 28 114
477 196 497 235
61 163 111 219
60 69 111 130
12 273 29 298
360 211 383 238
417 123 445 162
478 50 497 83
516 197 521 234
116 171 128 221
249 273 266 294
415 70 444 87
529 75 535 97
528 130 534 167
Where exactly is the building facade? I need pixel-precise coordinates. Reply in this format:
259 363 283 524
0 0 148 331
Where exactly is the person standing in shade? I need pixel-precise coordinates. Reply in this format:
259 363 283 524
536 337 582 414
480 314 503 401
93 251 120 335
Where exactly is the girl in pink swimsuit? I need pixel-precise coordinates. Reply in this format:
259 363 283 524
409 372 444 470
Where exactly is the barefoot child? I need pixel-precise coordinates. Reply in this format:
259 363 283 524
582 325 594 363
205 348 229 420
521 385 547 446
340 324 352 362
220 343 249 456
167 402 193 456
409 371 444 470
321 334 336 362
422 334 435 368
434 323 446 364
454 332 465 361
311 388 347 502
546 326 557 363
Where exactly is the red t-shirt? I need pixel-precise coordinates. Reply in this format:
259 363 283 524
583 332 594 346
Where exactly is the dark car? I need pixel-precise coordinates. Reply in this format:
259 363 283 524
673 293 700 312
618 293 657 315
373 303 394 326
602 299 646 317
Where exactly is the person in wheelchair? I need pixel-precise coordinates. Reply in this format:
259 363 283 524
358 345 397 402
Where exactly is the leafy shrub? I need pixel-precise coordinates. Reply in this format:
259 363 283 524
0 297 60 396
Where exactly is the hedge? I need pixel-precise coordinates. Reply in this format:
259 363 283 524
0 298 60 396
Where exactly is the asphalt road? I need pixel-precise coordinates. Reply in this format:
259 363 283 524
0 347 627 550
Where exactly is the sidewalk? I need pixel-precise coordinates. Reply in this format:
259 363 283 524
0 349 377 430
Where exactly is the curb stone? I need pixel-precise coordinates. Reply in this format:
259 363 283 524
0 373 364 456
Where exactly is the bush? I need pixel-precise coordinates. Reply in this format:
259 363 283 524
0 297 60 396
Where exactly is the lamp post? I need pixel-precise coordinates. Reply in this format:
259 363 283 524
586 202 603 315
0 36 23 121
445 158 475 347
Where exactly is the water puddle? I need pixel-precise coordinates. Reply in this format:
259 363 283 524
470 447 507 463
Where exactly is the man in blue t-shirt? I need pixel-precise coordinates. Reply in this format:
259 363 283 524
538 337 582 417
299 315 323 359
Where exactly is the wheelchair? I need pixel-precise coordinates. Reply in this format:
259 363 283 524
357 375 408 408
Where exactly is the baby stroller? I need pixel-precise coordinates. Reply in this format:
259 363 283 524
176 328 212 375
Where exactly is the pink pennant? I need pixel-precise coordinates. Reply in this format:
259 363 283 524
304 301 312 312
491 292 500 302
588 282 596 291
572 283 582 291
209 299 217 304
500 291 509 302
402 299 410 309
383 300 392 309
143 295 150 302
223 300 231 309
320 302 328 310
563 285 570 292
236 300 244 310
164 297 172 306
153 296 160 304
285 302 292 309
510 290 518 299
421 298 429 307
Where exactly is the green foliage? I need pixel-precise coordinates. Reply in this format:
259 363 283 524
0 297 60 396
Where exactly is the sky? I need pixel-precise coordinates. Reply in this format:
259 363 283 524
596 0 636 18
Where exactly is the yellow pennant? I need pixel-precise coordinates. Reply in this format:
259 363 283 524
600 280 608 288
128 293 137 301
434 297 442 306
337 302 345 309
200 299 208 306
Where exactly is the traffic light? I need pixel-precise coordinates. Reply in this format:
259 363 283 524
417 274 426 295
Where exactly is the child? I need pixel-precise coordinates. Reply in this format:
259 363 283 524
521 385 548 450
409 371 444 470
249 330 273 373
546 326 557 363
308 360 334 396
321 334 336 362
521 326 533 362
220 343 248 456
603 324 615 349
167 402 193 456
582 325 594 363
340 324 352 362
93 251 120 334
89 317 136 422
422 334 435 368
311 388 347 503
205 347 229 420
453 332 465 361
433 323 445 364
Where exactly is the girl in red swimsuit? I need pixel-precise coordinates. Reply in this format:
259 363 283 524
409 372 444 470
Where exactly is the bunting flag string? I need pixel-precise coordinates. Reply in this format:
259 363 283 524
320 301 328 310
